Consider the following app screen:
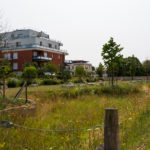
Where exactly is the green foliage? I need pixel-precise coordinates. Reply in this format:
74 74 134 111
41 79 59 85
143 60 150 78
96 63 104 77
22 66 37 81
73 78 84 83
22 62 38 70
47 84 141 100
75 66 86 78
44 62 59 74
57 69 71 82
0 60 12 79
0 83 149 149
7 79 18 88
102 37 123 85
123 55 143 78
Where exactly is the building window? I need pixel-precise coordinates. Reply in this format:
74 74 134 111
44 52 47 57
11 34 14 39
4 53 11 60
13 63 18 70
48 43 52 48
40 42 42 46
17 34 23 38
16 42 21 47
13 52 18 59
33 52 37 57
55 45 57 49
58 55 60 59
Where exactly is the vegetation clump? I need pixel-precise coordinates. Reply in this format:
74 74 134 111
47 84 141 100
41 79 59 85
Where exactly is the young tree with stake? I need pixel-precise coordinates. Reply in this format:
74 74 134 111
101 37 123 86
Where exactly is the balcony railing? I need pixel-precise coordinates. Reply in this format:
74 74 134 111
0 44 68 54
32 56 52 61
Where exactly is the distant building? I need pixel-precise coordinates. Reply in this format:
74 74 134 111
65 60 92 74
0 29 68 72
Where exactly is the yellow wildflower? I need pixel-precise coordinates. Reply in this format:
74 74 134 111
0 142 5 148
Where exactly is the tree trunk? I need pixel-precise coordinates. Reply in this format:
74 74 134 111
3 78 5 99
25 83 28 103
111 69 114 86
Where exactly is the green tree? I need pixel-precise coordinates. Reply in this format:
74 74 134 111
22 62 38 70
57 69 71 82
22 66 37 102
0 60 12 99
143 60 150 80
96 63 104 77
123 55 143 79
44 62 59 78
101 37 123 86
75 66 86 80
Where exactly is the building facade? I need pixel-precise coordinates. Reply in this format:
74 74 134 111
0 29 68 72
65 60 92 74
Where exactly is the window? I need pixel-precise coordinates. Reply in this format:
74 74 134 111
13 53 18 59
33 52 37 57
48 43 52 48
16 42 21 47
55 45 57 49
4 53 11 60
17 34 23 38
40 42 42 46
58 55 60 59
44 52 47 57
13 63 18 70
11 34 14 39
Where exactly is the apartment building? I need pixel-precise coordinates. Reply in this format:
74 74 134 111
0 29 68 72
65 60 92 74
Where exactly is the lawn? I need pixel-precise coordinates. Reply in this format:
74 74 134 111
0 82 150 150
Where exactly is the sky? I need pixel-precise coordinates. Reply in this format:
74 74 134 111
1 0 150 67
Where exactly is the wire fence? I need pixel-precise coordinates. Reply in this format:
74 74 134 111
1 106 150 149
0 121 104 133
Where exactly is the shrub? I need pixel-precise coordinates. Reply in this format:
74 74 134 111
41 79 59 85
7 79 18 88
73 79 84 83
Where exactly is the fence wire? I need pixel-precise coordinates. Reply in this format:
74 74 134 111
0 121 104 133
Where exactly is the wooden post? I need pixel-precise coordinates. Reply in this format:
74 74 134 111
104 108 120 150
25 83 28 103
2 77 5 99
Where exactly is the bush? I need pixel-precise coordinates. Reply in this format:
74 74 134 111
41 79 59 85
7 79 18 88
73 79 84 83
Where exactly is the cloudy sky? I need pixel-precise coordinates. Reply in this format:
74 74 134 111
1 0 150 67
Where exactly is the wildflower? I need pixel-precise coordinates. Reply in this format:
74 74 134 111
95 128 100 130
87 129 92 131
128 117 132 120
65 136 69 142
0 142 5 148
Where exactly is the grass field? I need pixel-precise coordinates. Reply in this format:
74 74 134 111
0 82 150 149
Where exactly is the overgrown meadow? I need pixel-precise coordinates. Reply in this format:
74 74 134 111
1 82 150 150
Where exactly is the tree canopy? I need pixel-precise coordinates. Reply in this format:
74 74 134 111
101 37 123 85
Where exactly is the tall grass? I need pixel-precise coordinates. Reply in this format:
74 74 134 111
0 83 149 149
47 84 141 100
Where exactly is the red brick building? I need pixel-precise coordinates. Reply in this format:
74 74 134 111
0 29 68 72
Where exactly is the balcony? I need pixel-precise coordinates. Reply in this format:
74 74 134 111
0 44 68 54
32 56 52 61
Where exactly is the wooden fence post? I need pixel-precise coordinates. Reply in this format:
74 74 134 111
104 108 120 150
